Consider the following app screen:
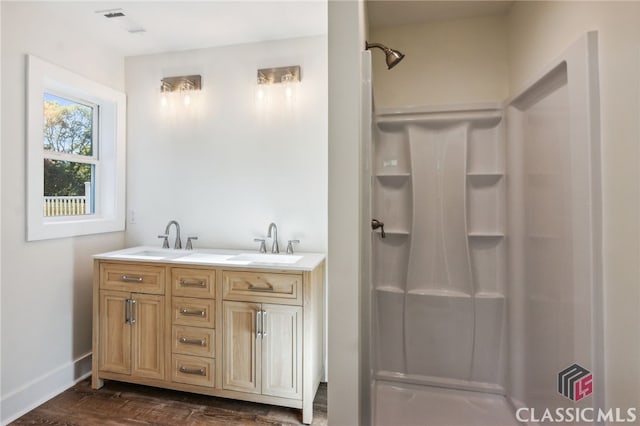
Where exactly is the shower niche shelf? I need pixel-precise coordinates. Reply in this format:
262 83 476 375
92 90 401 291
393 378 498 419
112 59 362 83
468 232 504 238
376 173 411 179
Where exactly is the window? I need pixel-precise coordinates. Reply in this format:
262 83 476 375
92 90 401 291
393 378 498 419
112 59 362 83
27 55 126 240
43 93 97 216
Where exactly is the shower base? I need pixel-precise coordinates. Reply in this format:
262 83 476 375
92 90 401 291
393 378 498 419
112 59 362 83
373 381 519 426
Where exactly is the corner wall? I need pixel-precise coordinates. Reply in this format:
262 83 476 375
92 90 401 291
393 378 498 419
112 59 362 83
0 3 126 423
508 1 640 415
328 1 366 424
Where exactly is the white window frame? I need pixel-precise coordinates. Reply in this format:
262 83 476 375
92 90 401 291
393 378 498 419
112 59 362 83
27 55 126 241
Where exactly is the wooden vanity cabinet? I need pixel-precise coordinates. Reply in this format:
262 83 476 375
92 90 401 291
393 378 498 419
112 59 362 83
223 301 302 399
170 267 216 388
92 257 325 424
94 263 166 382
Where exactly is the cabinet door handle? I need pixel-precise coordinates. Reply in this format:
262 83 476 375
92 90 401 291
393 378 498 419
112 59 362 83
180 308 206 317
179 337 206 346
179 366 206 376
129 299 136 325
248 283 274 292
262 310 267 337
256 310 262 338
124 299 137 325
124 299 130 324
121 275 143 283
179 279 206 288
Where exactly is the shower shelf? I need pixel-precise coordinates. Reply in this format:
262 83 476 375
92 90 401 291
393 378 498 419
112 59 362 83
466 173 503 179
375 286 405 294
376 110 502 129
467 232 504 238
376 173 411 178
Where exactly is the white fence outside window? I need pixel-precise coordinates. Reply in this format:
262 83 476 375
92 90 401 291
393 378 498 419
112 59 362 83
43 182 91 217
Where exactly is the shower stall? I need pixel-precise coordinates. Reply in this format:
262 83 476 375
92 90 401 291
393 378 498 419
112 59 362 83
365 32 603 425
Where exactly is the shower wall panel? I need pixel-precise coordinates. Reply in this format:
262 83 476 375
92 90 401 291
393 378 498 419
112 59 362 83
507 33 602 415
372 106 506 392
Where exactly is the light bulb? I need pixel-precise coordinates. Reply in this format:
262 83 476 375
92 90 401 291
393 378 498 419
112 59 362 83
161 94 168 108
284 85 293 99
280 71 296 104
183 93 191 107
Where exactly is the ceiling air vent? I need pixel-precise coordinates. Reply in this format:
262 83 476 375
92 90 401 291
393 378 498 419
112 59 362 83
96 8 126 18
95 8 146 35
104 11 125 18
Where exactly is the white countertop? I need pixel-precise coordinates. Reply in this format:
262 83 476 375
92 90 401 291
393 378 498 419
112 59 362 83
93 246 326 272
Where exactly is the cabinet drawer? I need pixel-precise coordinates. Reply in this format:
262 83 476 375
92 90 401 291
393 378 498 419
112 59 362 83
172 354 214 388
171 268 216 299
100 263 165 294
172 297 215 328
223 271 302 305
172 326 215 358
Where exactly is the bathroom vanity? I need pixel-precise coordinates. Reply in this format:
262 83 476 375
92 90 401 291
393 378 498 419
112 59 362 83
91 247 325 424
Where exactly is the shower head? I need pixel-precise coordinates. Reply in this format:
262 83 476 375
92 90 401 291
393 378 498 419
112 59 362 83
365 41 405 70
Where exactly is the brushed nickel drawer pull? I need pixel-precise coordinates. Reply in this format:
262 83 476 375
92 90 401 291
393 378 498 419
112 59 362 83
248 283 274 292
125 299 136 324
121 275 143 283
179 279 206 288
262 310 267 337
179 337 206 346
180 308 206 317
129 299 136 325
256 310 262 338
179 366 206 376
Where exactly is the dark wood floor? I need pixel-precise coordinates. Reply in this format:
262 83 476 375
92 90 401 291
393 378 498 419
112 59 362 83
12 379 327 425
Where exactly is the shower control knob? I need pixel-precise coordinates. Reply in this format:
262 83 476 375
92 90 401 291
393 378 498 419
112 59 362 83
371 219 386 238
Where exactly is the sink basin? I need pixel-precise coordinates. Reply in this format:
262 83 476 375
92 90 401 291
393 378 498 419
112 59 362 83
173 253 238 264
230 253 303 264
119 250 189 260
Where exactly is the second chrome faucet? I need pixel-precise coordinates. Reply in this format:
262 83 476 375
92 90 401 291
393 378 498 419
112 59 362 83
267 222 279 254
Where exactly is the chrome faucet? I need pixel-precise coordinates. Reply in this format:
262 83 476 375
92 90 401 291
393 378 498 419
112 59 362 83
164 220 182 249
267 222 279 253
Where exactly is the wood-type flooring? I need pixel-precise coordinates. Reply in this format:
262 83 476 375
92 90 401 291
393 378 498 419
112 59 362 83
12 379 328 425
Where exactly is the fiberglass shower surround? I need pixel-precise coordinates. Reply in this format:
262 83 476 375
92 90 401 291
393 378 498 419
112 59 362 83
372 107 506 390
369 31 603 419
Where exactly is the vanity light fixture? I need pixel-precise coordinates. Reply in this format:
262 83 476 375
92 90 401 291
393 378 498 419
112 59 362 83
256 65 301 106
160 75 202 108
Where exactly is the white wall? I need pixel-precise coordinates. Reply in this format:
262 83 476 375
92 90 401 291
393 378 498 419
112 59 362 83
124 36 327 253
369 14 509 108
0 3 126 423
508 1 640 417
328 1 366 424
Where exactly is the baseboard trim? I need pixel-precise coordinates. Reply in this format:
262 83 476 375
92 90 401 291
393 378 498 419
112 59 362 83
1 352 92 425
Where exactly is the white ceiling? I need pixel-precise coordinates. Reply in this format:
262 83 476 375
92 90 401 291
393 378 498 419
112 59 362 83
367 0 514 30
21 1 327 57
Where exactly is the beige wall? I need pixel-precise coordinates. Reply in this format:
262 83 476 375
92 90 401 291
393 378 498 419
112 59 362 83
508 1 640 416
370 15 509 108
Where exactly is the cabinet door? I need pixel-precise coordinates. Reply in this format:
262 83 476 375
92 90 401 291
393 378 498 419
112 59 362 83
131 293 165 380
223 301 261 394
261 304 302 399
99 291 131 374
